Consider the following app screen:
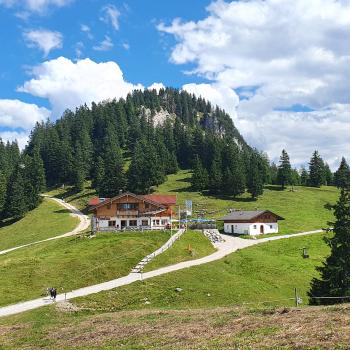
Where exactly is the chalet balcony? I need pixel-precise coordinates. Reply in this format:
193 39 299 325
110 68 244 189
116 210 139 216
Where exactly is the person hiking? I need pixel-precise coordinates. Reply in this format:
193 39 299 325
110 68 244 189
52 288 57 301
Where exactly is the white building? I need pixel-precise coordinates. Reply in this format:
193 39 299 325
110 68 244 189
221 210 284 236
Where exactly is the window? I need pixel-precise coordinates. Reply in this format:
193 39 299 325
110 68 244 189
142 220 149 226
129 220 137 227
270 225 273 229
153 219 160 226
118 203 138 210
253 225 257 229
161 219 167 225
108 220 116 227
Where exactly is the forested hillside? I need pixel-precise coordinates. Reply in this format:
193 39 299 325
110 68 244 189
23 88 268 199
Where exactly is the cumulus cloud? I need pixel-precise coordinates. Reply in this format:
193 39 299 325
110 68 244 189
0 99 50 129
80 24 93 39
147 82 165 92
93 36 113 51
159 0 350 168
182 83 239 119
23 29 63 56
0 0 73 13
100 4 120 31
18 57 144 117
0 99 50 148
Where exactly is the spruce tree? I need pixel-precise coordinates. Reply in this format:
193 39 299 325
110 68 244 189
5 165 28 219
247 153 264 199
208 158 222 194
0 171 6 216
300 166 309 186
324 163 333 186
277 149 292 190
308 150 325 187
309 187 350 305
334 157 350 189
191 155 209 191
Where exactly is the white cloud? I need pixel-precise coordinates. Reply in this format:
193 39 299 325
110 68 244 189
93 36 113 51
23 29 63 56
147 82 165 92
182 83 239 119
100 4 120 31
0 0 72 13
18 57 144 117
0 130 30 149
159 0 350 168
0 99 50 130
80 24 93 39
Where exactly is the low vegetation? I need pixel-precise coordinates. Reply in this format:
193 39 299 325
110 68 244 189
143 230 216 272
0 231 169 307
1 302 349 349
75 232 331 311
0 198 78 251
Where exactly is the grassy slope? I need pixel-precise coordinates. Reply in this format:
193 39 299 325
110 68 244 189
76 232 331 311
1 304 350 350
45 181 97 213
0 231 169 307
0 198 78 251
156 170 339 235
143 230 216 272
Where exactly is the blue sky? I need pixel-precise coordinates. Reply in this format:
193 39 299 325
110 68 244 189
1 0 350 169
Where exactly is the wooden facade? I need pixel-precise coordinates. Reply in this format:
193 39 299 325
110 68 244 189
90 192 176 232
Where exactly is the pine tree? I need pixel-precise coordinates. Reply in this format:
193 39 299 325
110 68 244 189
98 146 126 197
5 165 28 219
247 153 264 199
308 150 325 187
191 155 209 191
300 166 309 186
277 149 292 190
72 144 85 192
208 158 222 194
0 171 6 216
324 162 333 186
334 157 350 189
309 187 350 305
270 162 278 185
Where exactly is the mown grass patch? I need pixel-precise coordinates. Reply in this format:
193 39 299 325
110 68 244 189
0 231 168 307
155 170 339 235
0 198 78 251
143 230 216 272
76 232 331 311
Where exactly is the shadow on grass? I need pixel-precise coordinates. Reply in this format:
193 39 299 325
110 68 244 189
54 209 72 214
264 185 284 191
0 217 21 229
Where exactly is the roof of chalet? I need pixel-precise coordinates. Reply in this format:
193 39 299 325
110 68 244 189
142 194 177 206
89 192 173 211
220 210 284 222
88 197 106 206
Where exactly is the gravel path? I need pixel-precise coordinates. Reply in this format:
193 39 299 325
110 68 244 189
0 197 90 256
0 228 323 317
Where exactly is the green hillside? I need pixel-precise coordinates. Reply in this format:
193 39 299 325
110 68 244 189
76 231 331 311
0 231 169 306
155 170 339 234
0 198 78 251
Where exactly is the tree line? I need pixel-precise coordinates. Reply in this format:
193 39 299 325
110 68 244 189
0 139 45 219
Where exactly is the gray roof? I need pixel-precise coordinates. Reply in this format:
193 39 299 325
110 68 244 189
220 210 284 221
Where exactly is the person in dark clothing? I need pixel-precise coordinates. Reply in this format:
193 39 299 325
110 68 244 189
52 288 57 301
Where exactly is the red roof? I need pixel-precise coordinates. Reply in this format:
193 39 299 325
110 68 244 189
143 194 177 206
88 197 110 206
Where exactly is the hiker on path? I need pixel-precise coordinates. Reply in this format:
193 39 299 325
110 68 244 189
52 288 57 301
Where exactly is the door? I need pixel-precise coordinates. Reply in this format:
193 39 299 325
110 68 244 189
121 220 127 228
260 225 264 234
231 225 234 234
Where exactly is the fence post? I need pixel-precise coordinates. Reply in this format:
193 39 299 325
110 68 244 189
294 288 299 307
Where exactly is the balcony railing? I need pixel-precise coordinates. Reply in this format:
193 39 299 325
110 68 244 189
116 210 139 216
